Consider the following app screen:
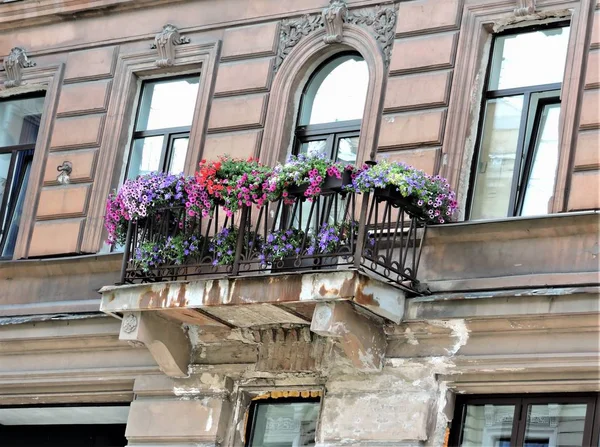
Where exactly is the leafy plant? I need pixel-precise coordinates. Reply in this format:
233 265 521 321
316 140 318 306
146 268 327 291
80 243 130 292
259 228 307 262
352 160 458 223
266 153 355 202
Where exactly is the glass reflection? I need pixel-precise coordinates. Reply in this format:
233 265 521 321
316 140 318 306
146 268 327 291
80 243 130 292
520 103 560 216
127 136 164 179
336 137 358 163
168 137 189 175
135 76 199 131
248 401 320 447
299 140 327 158
524 403 588 447
0 153 11 207
299 55 368 125
460 404 515 447
470 96 524 220
489 26 570 90
0 96 44 147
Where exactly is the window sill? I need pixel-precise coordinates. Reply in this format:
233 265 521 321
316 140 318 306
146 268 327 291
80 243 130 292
446 209 599 228
0 251 123 278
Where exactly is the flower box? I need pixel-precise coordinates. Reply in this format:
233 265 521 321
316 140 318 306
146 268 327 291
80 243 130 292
374 186 426 218
321 169 353 192
287 171 353 197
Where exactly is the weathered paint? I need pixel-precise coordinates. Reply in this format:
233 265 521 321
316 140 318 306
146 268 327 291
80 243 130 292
100 270 407 326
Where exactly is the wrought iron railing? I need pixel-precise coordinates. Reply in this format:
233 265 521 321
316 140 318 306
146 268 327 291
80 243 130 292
120 188 428 293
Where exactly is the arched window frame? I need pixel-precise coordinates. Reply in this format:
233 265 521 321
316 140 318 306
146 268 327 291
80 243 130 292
260 24 388 168
293 51 366 164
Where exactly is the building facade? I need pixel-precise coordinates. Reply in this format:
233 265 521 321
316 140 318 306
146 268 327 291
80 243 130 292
0 0 599 445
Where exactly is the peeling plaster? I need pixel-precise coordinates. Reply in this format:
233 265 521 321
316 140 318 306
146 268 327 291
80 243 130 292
428 319 470 355
404 327 419 345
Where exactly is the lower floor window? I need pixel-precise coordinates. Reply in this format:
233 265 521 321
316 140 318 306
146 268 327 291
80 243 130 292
450 394 600 447
246 397 320 447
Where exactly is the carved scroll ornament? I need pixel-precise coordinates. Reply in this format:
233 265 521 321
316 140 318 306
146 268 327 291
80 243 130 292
152 24 190 68
514 0 536 16
2 47 36 88
275 0 397 70
323 0 348 43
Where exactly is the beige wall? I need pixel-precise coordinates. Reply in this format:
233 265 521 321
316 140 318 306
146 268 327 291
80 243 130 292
0 0 598 313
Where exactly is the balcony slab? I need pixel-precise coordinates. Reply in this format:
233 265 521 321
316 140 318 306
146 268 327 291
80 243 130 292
99 269 407 326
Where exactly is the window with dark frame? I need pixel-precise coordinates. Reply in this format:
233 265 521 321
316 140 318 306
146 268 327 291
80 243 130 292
125 75 200 180
468 23 571 220
0 93 44 259
293 52 368 165
290 52 368 229
449 393 600 447
245 397 321 447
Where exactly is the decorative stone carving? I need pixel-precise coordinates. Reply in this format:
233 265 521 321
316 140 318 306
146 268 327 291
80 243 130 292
2 47 36 88
151 24 190 68
274 2 397 71
514 0 536 16
119 311 191 378
122 313 138 333
276 14 323 70
322 0 348 44
347 5 397 68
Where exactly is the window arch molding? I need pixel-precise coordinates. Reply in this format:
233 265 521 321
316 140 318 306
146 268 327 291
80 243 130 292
260 24 387 167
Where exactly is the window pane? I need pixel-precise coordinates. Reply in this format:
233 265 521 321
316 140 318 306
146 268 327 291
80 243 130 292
0 96 44 147
168 137 189 175
460 404 516 447
470 96 524 220
336 137 358 164
1 153 32 257
127 136 164 179
135 76 199 131
299 54 368 125
524 403 588 447
0 153 11 205
520 103 561 216
299 140 328 158
489 26 570 90
248 401 319 447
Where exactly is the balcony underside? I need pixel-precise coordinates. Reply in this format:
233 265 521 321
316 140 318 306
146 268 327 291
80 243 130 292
100 268 406 327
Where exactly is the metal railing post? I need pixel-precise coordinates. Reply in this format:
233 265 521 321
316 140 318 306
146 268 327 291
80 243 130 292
119 220 134 284
231 207 248 276
354 191 370 269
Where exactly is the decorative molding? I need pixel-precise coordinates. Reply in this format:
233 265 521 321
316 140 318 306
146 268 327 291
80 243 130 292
151 24 191 68
276 14 323 70
346 5 397 68
119 311 191 378
275 1 397 70
323 0 348 43
80 41 220 253
2 47 36 88
514 0 536 16
122 313 138 333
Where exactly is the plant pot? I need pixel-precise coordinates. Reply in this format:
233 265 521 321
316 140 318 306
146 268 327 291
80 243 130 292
321 170 353 193
286 183 309 197
374 186 425 218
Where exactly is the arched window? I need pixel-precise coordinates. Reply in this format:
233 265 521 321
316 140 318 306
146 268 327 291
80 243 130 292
294 52 368 164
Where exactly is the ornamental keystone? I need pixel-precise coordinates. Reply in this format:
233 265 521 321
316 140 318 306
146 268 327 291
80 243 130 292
322 0 348 44
152 24 190 68
2 47 36 89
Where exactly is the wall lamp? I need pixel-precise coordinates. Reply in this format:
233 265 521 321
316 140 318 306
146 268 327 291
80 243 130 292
56 161 72 185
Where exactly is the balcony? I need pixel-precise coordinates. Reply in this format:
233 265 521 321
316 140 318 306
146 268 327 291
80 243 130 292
118 187 427 295
98 158 458 375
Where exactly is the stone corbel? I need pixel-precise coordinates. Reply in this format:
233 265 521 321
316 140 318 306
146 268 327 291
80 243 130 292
322 0 348 44
514 0 536 16
151 24 191 68
311 301 387 372
2 47 36 89
120 312 191 378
